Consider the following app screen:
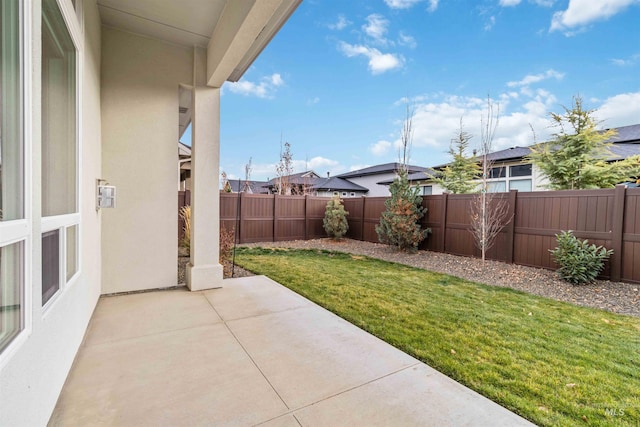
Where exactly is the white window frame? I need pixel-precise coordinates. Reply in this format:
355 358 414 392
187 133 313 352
509 178 532 192
40 0 83 313
0 0 33 368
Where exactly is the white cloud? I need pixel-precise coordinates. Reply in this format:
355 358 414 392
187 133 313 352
270 74 284 86
383 0 439 11
389 88 639 167
329 14 351 31
292 156 341 172
249 163 278 180
370 140 392 156
393 90 561 165
226 73 285 99
550 0 640 33
307 97 320 106
499 0 521 6
610 53 640 66
398 32 417 49
363 14 390 43
338 42 404 74
484 16 496 31
507 69 565 88
384 0 423 9
593 92 640 128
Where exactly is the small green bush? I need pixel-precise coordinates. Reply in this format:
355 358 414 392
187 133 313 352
323 196 349 239
549 230 613 285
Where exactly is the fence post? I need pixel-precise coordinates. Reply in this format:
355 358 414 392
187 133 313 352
505 189 518 264
238 192 245 244
304 195 308 241
361 197 366 241
273 194 278 242
610 185 626 282
439 193 448 253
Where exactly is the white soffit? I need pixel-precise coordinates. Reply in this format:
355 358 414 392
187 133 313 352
97 0 227 48
98 0 302 85
228 0 302 82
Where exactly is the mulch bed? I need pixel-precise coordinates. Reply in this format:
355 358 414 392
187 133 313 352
239 238 640 318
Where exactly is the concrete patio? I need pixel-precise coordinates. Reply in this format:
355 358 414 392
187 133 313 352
50 276 534 426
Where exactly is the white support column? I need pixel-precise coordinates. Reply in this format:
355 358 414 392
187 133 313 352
186 86 224 291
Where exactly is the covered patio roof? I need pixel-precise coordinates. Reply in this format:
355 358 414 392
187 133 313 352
98 0 302 138
51 276 533 426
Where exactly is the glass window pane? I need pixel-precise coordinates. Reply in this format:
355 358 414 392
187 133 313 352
422 186 432 195
487 181 506 193
509 179 532 192
66 225 77 281
1 0 24 221
42 230 60 305
489 167 506 179
42 0 77 217
510 164 532 177
0 241 24 353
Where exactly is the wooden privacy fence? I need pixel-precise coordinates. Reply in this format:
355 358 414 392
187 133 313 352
179 186 640 284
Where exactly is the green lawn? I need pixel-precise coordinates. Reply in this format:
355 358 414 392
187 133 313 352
235 247 640 427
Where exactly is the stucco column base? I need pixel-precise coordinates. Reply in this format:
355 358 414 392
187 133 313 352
186 262 224 291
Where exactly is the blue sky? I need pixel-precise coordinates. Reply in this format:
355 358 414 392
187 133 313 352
181 0 640 181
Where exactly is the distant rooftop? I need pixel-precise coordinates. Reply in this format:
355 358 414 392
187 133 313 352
432 123 640 168
226 179 270 194
337 162 428 178
313 176 368 192
605 123 640 144
377 169 438 185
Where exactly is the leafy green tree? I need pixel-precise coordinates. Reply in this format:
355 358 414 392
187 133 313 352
323 196 349 239
376 169 428 252
431 120 480 194
527 96 640 190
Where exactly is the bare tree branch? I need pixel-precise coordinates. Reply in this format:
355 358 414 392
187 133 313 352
469 95 511 262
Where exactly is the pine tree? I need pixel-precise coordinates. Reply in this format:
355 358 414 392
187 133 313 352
527 96 640 190
376 169 428 252
431 120 480 194
323 196 349 239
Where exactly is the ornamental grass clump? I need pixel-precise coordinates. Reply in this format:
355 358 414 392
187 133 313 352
323 196 349 239
549 230 613 285
179 205 191 254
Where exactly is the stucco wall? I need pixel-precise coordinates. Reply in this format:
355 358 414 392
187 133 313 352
101 28 193 294
346 173 398 197
0 0 103 425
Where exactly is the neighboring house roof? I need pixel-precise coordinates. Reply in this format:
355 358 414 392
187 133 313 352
263 171 368 193
377 169 438 185
266 171 322 186
226 179 270 194
431 123 640 169
609 143 640 161
178 141 191 158
606 123 640 144
313 177 368 192
337 162 428 178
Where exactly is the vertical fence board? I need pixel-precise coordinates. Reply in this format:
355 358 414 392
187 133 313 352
343 197 364 240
